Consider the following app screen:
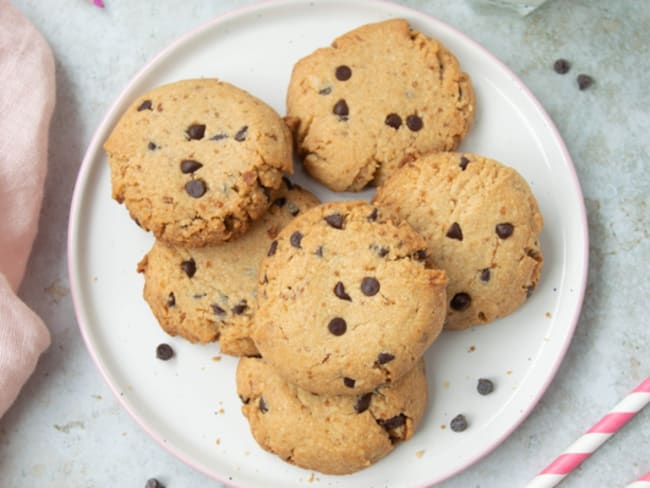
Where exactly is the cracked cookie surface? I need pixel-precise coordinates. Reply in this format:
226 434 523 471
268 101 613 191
137 180 319 355
104 78 293 247
373 152 544 329
252 200 447 395
236 356 428 475
285 18 475 192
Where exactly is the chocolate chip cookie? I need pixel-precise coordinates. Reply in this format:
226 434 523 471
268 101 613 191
104 78 293 247
285 18 475 191
236 356 428 475
252 200 447 395
137 179 319 355
373 152 544 329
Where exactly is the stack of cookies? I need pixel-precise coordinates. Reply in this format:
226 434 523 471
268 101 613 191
104 18 544 477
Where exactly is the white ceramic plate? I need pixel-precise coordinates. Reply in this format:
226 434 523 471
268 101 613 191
68 0 588 486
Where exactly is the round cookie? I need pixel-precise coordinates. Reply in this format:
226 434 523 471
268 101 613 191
252 200 447 395
104 78 293 247
137 179 319 355
285 18 475 192
236 356 428 475
373 152 544 330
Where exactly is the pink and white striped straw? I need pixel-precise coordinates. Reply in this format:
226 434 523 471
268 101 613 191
624 472 650 488
526 376 650 488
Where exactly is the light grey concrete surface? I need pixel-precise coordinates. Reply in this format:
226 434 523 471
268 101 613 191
1 0 648 487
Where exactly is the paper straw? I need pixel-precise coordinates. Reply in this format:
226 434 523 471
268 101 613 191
624 471 650 488
526 376 650 488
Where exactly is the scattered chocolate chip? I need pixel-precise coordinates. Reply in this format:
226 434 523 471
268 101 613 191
446 222 463 241
185 179 207 198
147 141 157 151
361 277 380 296
459 156 470 170
450 414 468 432
324 213 344 229
137 100 153 111
259 397 268 413
553 58 571 74
231 300 248 315
181 258 196 278
318 86 332 95
145 478 165 488
343 377 356 388
315 246 324 257
180 159 203 174
290 231 303 248
377 352 395 365
234 125 248 141
334 281 352 301
273 197 287 208
282 176 295 190
354 393 373 413
480 268 491 282
268 240 278 256
406 114 423 131
495 223 514 239
335 65 352 81
385 113 402 129
413 249 427 261
328 317 347 336
210 132 228 141
167 292 176 307
211 304 226 316
186 123 206 140
333 99 349 118
450 292 471 311
156 343 174 361
379 414 406 430
367 207 379 221
477 378 494 395
577 74 594 90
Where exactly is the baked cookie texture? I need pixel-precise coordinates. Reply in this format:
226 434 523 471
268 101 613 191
104 78 293 247
373 152 544 330
252 200 447 395
286 18 475 192
236 357 428 475
137 180 319 355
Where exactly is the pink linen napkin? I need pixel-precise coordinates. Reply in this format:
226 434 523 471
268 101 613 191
0 0 55 417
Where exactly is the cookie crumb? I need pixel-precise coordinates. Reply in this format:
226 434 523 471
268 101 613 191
212 355 222 362
545 312 552 318
468 345 476 353
215 438 221 445
506 370 513 375
416 449 425 458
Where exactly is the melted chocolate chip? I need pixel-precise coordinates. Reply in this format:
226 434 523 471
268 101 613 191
273 197 286 208
290 231 303 248
231 300 248 315
147 141 157 151
553 58 571 74
413 249 427 261
156 343 174 360
167 292 176 307
354 393 373 413
385 113 402 129
211 304 226 316
185 179 207 198
318 86 332 95
259 397 268 413
335 65 352 81
333 99 349 118
343 377 356 388
234 125 248 141
377 352 395 365
406 114 423 131
137 100 153 111
334 281 352 301
324 213 344 229
180 159 203 174
477 378 494 395
186 124 206 140
446 222 463 241
268 240 278 256
361 277 380 296
328 317 347 336
450 414 468 432
450 292 471 311
180 258 196 278
495 223 514 239
379 414 406 430
459 156 470 170
480 268 491 282
577 74 594 90
367 207 379 221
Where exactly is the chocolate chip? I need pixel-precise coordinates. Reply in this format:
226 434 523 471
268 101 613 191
268 240 278 256
259 397 268 413
210 132 228 141
553 58 571 74
385 113 402 129
477 378 494 395
137 100 153 111
328 317 347 336
371 244 389 258
324 213 344 229
495 223 514 239
147 142 157 150
459 156 470 170
413 249 427 261
167 292 176 307
186 124 206 140
343 377 356 388
181 258 196 278
290 231 303 248
450 292 471 311
156 343 174 361
185 179 207 198
446 222 463 241
273 197 286 208
180 159 203 174
238 395 250 405
211 304 225 316
318 86 332 95
334 281 352 301
377 352 395 365
379 414 406 430
354 393 373 414
145 478 165 488
480 268 491 282
282 176 295 190
406 114 423 131
367 207 379 221
450 414 468 432
361 277 380 296
333 99 349 118
335 65 352 81
234 125 248 141
315 246 324 257
231 300 248 315
526 285 535 298
287 201 299 216
577 74 594 90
